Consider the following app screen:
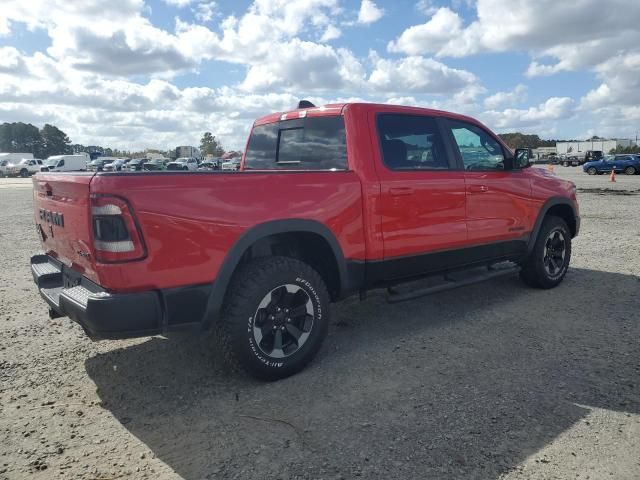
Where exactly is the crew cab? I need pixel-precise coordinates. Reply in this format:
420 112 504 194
30 102 580 380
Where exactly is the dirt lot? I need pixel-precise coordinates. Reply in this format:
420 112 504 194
1 167 639 480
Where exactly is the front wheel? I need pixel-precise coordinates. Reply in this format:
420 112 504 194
587 167 597 175
624 166 636 175
20 169 29 178
520 216 571 289
216 256 330 380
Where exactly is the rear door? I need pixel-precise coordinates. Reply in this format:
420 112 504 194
372 113 467 276
33 173 97 279
442 119 532 245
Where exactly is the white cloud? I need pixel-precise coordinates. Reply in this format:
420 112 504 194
193 2 217 22
416 0 438 15
482 97 576 130
162 0 196 7
389 0 640 64
483 84 527 109
368 54 477 95
388 8 463 55
357 0 384 24
320 24 341 42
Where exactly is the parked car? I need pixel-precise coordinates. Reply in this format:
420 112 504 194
124 158 147 171
3 158 45 177
167 157 198 171
142 158 167 171
0 153 34 177
87 157 119 172
102 159 126 172
583 154 640 175
198 160 219 170
30 101 580 380
221 159 241 171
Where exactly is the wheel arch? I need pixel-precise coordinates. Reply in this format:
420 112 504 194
202 219 359 330
528 197 578 254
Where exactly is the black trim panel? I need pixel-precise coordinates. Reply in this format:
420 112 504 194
201 219 352 329
528 197 579 254
366 239 528 288
31 254 210 340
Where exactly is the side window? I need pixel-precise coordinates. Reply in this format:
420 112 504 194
244 116 347 170
376 114 450 170
447 121 506 171
58 160 64 167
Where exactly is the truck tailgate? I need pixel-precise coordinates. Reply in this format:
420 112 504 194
33 173 98 282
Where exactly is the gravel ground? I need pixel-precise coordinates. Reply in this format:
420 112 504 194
0 167 639 480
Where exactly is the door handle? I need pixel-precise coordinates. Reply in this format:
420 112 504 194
469 185 489 193
389 187 414 196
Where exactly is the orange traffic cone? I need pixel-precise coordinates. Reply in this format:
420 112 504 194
610 169 616 182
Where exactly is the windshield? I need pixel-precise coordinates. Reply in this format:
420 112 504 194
44 158 59 166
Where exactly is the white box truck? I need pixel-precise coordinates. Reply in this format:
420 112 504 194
43 153 89 172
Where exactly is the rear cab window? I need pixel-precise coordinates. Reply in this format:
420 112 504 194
244 116 348 170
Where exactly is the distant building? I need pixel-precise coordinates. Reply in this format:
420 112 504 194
556 139 635 156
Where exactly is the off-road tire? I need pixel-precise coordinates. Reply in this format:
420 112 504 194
520 215 571 289
216 256 330 380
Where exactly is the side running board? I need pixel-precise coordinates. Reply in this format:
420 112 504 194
386 263 521 304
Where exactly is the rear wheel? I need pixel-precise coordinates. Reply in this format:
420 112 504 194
20 169 29 178
587 167 597 175
563 161 569 167
520 216 571 289
624 166 636 175
216 256 330 380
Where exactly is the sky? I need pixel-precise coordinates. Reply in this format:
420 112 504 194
0 0 639 151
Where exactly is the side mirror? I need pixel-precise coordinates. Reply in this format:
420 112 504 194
514 148 532 169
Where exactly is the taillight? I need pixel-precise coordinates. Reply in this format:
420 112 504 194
91 195 146 263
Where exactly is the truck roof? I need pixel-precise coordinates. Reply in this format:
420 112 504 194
253 102 481 127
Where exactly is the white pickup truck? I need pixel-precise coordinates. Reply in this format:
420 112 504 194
0 153 35 177
3 158 45 177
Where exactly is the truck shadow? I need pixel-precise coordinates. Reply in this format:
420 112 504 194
85 267 640 480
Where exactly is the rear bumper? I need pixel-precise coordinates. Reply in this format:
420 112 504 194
31 254 211 340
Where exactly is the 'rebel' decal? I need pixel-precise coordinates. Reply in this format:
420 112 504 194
39 208 65 227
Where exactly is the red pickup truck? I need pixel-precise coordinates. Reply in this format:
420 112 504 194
30 102 579 379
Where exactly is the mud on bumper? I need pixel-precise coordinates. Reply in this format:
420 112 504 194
30 255 211 339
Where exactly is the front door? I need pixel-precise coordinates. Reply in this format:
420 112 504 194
443 119 532 246
373 113 467 279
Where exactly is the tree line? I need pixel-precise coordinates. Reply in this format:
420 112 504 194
0 122 229 159
498 133 560 149
0 122 72 158
609 145 640 155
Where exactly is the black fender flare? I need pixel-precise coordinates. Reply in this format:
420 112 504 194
201 219 350 329
527 197 578 254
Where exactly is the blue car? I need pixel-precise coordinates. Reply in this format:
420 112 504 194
583 155 640 175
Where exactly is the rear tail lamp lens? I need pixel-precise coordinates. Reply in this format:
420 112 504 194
91 195 146 262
